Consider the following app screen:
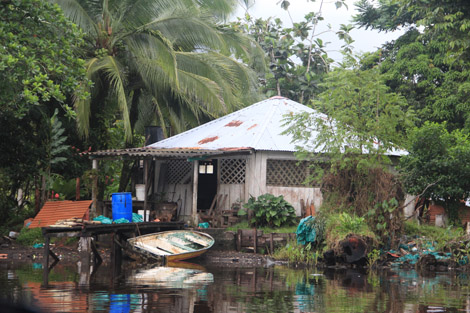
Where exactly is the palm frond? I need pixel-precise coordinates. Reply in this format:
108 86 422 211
138 9 228 53
93 56 132 141
125 32 179 92
176 70 225 117
51 0 99 37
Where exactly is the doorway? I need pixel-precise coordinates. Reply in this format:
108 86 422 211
197 160 218 212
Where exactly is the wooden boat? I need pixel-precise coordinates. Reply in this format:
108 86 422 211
127 230 214 262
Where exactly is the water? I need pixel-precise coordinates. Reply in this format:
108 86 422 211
1 261 470 313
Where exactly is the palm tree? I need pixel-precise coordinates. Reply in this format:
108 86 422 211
52 0 264 142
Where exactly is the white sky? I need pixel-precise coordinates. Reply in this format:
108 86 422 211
233 0 404 63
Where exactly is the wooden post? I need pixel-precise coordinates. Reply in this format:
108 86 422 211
253 228 257 254
111 233 122 279
191 160 199 226
237 229 242 251
143 159 149 222
270 233 274 254
91 159 98 218
43 235 50 285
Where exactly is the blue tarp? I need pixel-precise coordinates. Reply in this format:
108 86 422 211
132 213 143 223
93 215 112 224
296 216 316 245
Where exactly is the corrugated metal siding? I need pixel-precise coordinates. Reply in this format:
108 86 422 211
29 200 92 228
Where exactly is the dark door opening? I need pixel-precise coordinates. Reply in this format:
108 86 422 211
197 160 218 212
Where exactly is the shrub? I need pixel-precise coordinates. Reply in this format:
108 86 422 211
16 227 43 246
404 220 464 251
243 193 297 228
273 239 320 265
325 212 376 250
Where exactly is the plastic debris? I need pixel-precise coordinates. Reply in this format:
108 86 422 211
93 215 112 224
33 243 44 249
296 216 316 245
132 213 143 223
198 222 210 229
114 218 130 224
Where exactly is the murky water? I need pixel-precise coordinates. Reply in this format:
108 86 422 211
1 260 470 313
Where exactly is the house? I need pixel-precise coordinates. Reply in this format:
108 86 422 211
90 97 406 225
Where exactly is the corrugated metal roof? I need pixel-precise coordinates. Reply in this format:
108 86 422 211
147 96 407 156
29 200 92 228
148 97 319 152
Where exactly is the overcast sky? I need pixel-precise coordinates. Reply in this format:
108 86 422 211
233 0 404 63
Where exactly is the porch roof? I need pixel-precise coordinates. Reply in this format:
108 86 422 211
87 147 253 160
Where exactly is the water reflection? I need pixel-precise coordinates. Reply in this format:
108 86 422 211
1 261 470 313
128 262 214 289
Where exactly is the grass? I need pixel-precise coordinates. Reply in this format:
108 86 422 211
272 239 320 265
404 220 465 250
324 212 376 250
16 227 43 246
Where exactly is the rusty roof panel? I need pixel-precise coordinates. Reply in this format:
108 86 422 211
29 200 92 228
147 97 316 152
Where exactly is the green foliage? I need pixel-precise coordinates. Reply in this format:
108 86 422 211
404 221 464 251
355 2 470 131
243 193 297 228
16 227 43 246
366 198 403 245
285 62 414 172
325 212 376 249
0 0 88 117
226 221 297 234
400 122 470 223
367 249 380 269
54 0 263 141
231 1 353 103
273 240 320 265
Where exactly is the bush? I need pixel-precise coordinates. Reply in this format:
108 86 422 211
16 227 43 246
404 220 464 250
325 212 376 250
272 239 320 265
243 193 297 228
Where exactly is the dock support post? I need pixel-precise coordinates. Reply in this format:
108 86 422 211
91 159 98 218
191 160 199 227
111 233 122 279
43 235 50 285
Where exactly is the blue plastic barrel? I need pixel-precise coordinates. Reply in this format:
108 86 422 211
111 192 132 222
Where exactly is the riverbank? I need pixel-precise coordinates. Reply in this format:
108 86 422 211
0 237 275 268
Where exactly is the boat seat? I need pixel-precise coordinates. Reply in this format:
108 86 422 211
165 239 195 252
184 235 207 246
134 242 172 255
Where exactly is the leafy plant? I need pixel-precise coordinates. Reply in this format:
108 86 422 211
325 212 376 250
367 249 381 269
243 193 297 228
404 221 464 251
273 239 320 265
16 227 43 246
366 198 402 245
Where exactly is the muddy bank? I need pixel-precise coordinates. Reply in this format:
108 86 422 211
0 239 275 268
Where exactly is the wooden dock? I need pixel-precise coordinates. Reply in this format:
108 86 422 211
41 222 184 284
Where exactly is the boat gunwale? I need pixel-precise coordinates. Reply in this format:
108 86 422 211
128 230 214 261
